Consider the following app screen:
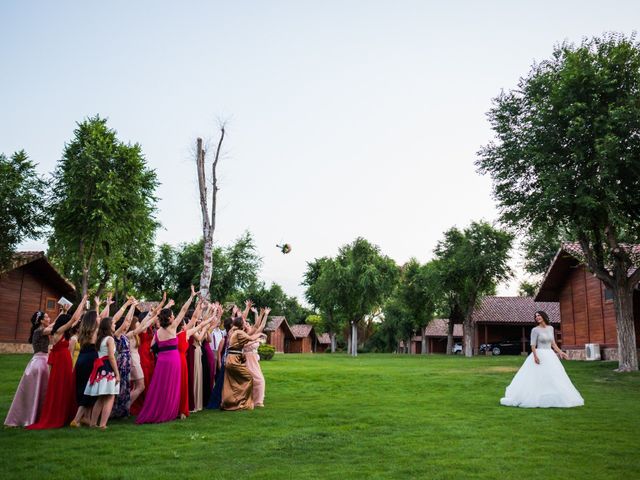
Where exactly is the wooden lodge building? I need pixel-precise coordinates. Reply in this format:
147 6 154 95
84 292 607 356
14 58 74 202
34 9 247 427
264 316 327 353
535 243 640 360
0 252 75 351
411 319 463 354
289 324 320 353
264 316 295 353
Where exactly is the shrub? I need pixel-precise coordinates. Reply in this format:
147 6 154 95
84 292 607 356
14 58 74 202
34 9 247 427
258 344 276 361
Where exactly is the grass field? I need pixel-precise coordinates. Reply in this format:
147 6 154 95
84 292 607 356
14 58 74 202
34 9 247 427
1 353 639 480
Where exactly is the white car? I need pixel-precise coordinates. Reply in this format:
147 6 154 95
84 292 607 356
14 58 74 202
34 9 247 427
452 343 463 354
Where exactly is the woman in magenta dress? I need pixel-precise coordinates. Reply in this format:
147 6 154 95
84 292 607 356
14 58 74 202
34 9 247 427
136 290 196 424
28 296 87 430
4 311 52 427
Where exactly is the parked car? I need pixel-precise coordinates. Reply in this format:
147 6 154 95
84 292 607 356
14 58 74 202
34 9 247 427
452 343 463 354
479 340 527 356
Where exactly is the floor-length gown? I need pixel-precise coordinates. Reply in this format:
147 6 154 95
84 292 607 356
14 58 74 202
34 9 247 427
500 326 584 408
4 328 50 427
221 328 254 411
136 333 181 424
131 328 154 415
177 330 190 417
188 338 203 412
243 339 265 406
206 335 227 410
28 336 76 429
74 343 98 408
111 335 131 418
202 338 214 406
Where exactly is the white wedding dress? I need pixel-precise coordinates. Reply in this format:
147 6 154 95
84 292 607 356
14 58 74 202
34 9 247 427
500 326 584 408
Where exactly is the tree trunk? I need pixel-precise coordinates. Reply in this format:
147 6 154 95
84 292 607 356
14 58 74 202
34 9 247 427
446 319 454 355
347 330 351 356
463 317 474 357
330 332 336 353
421 325 428 354
351 321 358 357
612 284 638 372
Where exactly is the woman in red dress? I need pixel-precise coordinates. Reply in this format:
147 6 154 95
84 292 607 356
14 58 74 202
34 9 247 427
28 295 87 429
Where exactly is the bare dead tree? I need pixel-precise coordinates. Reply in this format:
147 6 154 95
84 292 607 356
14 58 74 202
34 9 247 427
196 124 225 300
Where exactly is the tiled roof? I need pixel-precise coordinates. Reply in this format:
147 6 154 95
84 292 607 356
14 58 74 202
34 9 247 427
290 324 315 339
471 296 559 324
423 319 463 337
1 251 76 295
317 333 331 344
265 316 287 332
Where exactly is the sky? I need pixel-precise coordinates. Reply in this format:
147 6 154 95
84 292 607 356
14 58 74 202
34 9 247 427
1 1 639 302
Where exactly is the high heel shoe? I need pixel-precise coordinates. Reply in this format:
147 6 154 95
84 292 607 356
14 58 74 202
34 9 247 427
69 420 81 428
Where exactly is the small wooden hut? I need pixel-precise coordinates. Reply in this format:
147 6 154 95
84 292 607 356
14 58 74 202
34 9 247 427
264 316 295 353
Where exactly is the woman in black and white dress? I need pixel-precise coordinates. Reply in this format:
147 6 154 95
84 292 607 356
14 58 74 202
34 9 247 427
500 311 584 408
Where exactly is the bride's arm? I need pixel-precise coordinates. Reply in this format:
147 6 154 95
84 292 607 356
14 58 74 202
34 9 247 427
550 328 568 359
531 328 540 364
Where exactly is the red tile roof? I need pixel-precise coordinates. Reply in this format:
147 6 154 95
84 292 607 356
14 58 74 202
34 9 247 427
422 319 463 338
290 324 315 339
471 296 559 324
264 316 295 338
317 333 331 344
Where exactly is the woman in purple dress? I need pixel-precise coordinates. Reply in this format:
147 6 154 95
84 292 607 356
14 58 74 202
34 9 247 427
136 289 196 424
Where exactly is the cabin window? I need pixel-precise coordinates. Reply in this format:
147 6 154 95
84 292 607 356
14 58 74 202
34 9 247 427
604 288 614 301
46 298 57 310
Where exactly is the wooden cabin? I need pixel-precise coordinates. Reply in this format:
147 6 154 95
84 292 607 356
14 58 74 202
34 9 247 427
264 316 295 353
316 333 331 353
0 252 76 349
289 324 319 353
535 243 640 360
471 296 560 355
411 319 463 354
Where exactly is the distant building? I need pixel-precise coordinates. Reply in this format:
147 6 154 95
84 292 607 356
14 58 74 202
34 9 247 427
264 316 295 353
289 324 320 353
411 319 463 354
535 243 640 360
0 252 76 350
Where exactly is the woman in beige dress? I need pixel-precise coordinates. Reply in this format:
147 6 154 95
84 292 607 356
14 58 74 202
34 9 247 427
243 305 270 407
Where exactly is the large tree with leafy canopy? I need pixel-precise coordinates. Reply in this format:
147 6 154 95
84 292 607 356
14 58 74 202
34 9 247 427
0 150 47 269
477 33 640 371
434 222 513 357
303 256 343 352
48 115 159 296
332 237 399 357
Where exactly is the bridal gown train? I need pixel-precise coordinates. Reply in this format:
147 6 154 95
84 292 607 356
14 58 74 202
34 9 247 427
500 326 584 408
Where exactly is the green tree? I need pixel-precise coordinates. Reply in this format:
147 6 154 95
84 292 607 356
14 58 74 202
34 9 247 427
239 281 311 324
303 256 343 352
477 33 640 371
48 116 159 296
434 222 513 357
333 238 399 357
518 281 538 298
0 151 48 269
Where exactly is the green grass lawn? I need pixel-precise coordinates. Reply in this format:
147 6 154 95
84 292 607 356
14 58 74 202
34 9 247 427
1 353 639 480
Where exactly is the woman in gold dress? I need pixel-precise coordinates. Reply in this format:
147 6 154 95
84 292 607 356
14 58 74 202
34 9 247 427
221 316 264 411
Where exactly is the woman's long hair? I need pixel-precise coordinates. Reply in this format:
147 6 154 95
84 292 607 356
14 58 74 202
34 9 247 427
28 311 45 343
78 311 98 347
51 314 72 340
95 316 114 350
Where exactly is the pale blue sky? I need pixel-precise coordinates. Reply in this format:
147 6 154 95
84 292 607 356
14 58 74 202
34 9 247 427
2 1 638 301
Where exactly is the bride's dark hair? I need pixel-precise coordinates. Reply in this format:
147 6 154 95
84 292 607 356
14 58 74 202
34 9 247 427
535 310 550 325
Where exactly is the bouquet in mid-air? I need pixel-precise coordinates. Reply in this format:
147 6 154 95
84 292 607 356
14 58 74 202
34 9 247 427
276 243 292 254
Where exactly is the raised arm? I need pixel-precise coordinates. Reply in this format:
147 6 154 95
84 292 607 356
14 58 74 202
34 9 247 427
242 300 253 322
99 293 114 319
52 294 88 335
170 286 197 330
255 307 271 334
115 301 138 337
112 296 134 326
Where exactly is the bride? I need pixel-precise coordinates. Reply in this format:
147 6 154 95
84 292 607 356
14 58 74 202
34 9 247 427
500 311 584 408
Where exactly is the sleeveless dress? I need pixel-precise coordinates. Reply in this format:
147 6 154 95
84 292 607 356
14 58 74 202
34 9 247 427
4 328 50 427
221 328 254 411
206 335 227 410
28 336 76 429
84 337 120 396
74 343 98 407
111 335 131 418
136 333 181 424
177 330 190 417
129 335 144 381
500 326 584 408
244 339 265 406
202 338 214 406
131 328 155 415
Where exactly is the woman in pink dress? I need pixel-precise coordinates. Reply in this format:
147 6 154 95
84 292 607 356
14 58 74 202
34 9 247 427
4 311 52 427
243 306 270 407
136 289 196 424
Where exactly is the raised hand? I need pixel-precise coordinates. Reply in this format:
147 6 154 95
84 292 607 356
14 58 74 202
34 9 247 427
166 299 175 309
190 285 197 298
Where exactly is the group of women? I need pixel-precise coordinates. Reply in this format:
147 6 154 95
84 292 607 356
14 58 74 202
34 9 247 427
4 286 271 429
